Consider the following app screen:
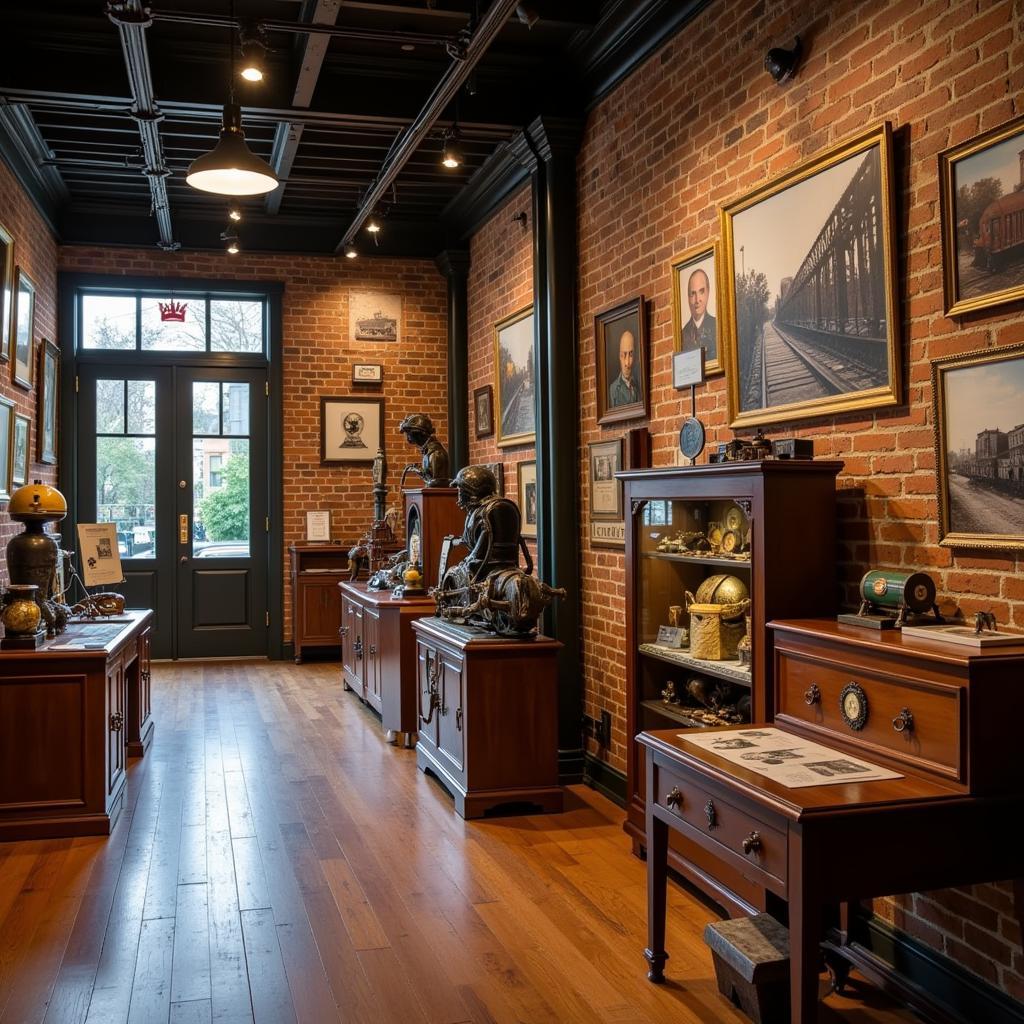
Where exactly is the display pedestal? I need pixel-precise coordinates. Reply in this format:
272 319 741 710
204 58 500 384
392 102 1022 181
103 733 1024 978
403 487 465 589
412 617 563 818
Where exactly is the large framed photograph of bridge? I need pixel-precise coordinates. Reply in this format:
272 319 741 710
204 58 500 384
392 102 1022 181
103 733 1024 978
939 113 1024 317
721 122 901 428
932 341 1024 551
494 305 535 448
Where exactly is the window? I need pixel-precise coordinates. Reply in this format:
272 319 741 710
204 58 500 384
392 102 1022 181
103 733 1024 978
209 454 223 489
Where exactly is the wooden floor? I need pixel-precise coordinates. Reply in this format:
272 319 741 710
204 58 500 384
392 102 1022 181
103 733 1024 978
0 660 919 1024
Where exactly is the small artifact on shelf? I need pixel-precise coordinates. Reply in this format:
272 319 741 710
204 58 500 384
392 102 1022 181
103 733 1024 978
736 614 752 666
668 604 684 628
837 569 942 630
399 563 426 596
685 574 750 661
0 583 46 650
773 437 814 459
661 680 681 705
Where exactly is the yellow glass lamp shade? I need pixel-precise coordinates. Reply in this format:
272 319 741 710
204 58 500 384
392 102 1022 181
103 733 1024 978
8 482 68 523
186 104 279 197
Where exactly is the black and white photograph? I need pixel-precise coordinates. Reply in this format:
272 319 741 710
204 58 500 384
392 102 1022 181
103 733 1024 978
37 339 59 464
319 396 384 465
0 396 13 501
588 438 622 519
349 290 401 343
940 113 1024 316
11 412 29 488
932 342 1024 550
722 123 900 427
483 461 504 495
494 306 535 447
517 459 537 539
473 384 494 438
671 242 723 376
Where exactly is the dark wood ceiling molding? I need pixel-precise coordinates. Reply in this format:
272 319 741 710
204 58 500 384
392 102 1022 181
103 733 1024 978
0 104 65 234
439 141 529 242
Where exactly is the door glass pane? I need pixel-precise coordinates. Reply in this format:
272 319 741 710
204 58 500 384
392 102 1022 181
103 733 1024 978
223 382 250 435
126 380 156 434
96 379 125 434
210 300 264 353
192 382 220 434
96 437 157 558
82 295 136 349
193 438 250 557
140 296 206 351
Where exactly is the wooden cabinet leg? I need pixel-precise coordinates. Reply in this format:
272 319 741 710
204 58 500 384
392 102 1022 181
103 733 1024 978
789 833 820 1023
644 811 669 982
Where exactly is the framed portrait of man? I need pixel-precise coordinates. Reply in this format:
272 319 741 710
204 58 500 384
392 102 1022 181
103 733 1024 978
595 295 647 426
671 241 724 376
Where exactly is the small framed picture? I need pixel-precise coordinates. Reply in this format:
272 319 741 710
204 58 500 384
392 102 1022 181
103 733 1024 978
320 396 384 465
473 384 494 438
352 363 383 384
0 221 13 363
595 295 648 426
588 438 623 520
12 267 36 390
11 413 30 488
670 242 723 376
0 396 13 501
517 460 537 539
37 339 59 465
305 510 331 542
484 461 504 495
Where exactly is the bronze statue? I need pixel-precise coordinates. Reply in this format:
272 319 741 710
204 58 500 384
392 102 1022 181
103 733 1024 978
399 413 450 487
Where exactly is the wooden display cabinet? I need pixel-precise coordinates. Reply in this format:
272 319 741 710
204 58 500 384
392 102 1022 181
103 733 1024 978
289 543 348 663
403 486 465 589
620 462 842 911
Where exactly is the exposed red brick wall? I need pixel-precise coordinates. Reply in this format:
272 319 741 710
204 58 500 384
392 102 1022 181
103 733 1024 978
466 186 537 557
573 0 1023 998
57 244 448 642
0 158 59 588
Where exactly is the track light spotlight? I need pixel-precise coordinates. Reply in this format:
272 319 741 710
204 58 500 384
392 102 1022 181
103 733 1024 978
764 36 802 84
239 25 267 83
366 214 382 234
221 228 240 254
344 244 358 259
228 207 242 222
441 128 463 169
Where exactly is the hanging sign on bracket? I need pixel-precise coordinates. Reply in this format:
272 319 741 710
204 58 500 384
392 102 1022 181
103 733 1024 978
672 348 705 389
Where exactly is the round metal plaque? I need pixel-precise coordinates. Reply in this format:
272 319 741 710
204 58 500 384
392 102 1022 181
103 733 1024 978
679 417 706 461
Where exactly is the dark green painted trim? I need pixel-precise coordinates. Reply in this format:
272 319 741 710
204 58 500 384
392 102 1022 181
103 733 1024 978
558 749 585 786
0 107 64 235
583 754 627 807
435 250 470 474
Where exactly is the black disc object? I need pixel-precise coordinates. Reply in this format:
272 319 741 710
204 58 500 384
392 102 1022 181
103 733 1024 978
679 417 706 460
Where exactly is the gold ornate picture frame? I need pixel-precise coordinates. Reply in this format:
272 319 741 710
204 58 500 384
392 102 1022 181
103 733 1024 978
494 305 535 448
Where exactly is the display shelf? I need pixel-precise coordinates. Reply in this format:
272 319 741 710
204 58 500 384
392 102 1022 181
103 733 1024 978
639 643 751 686
641 551 752 570
639 699 733 729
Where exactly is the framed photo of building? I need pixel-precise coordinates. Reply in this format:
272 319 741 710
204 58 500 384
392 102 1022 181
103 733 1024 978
721 122 901 428
37 339 59 465
0 221 13 364
0 396 13 501
595 296 647 426
494 306 535 447
939 113 1024 317
473 384 494 438
517 459 537 539
320 396 384 465
12 267 36 390
932 341 1024 551
11 413 29 488
671 242 724 376
349 290 401 343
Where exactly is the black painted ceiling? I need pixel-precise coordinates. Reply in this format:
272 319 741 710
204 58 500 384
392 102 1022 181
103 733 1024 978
1 0 705 256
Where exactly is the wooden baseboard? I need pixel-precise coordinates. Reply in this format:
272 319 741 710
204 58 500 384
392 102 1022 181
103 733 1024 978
582 753 627 806
558 747 586 785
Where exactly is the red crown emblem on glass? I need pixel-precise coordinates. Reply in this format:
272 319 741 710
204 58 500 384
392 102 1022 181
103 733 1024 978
158 300 188 322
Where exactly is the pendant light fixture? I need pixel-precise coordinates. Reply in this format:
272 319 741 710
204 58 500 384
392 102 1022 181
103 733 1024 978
186 2 278 197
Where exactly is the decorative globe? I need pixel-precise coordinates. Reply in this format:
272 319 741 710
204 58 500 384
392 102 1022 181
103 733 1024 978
8 481 68 523
693 573 749 606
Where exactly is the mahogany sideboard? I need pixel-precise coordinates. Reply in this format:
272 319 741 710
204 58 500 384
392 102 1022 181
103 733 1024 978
290 543 348 663
339 580 436 746
640 618 1024 1023
0 610 154 841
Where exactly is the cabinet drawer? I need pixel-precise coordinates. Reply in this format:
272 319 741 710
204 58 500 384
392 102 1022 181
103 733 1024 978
653 760 787 890
776 650 962 783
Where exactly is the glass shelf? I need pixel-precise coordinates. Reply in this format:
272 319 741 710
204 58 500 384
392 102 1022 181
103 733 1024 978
641 551 752 569
639 699 743 729
639 643 752 686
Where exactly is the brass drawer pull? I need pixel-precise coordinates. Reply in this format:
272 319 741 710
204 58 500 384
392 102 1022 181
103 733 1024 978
665 786 683 810
892 707 914 733
804 684 821 706
354 637 363 660
704 800 717 829
110 711 124 732
742 831 762 855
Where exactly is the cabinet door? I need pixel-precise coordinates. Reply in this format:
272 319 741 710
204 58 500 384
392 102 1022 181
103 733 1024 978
437 653 465 774
416 640 440 747
300 579 342 644
106 656 125 797
341 596 356 676
364 610 382 713
138 627 152 733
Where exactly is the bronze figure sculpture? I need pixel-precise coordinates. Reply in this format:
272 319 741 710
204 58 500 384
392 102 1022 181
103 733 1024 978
398 413 450 488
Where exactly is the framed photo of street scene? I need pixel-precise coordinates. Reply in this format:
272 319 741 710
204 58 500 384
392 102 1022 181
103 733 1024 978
494 306 535 448
671 241 724 377
939 113 1024 317
320 396 384 465
932 341 1024 551
721 122 901 428
37 339 59 465
595 295 647 426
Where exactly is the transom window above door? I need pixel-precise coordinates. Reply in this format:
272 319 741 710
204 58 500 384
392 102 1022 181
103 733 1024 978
79 291 265 354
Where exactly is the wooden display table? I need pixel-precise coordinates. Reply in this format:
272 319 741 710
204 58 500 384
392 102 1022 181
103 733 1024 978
640 619 1024 1023
0 610 154 841
412 617 563 818
289 543 348 663
338 581 436 746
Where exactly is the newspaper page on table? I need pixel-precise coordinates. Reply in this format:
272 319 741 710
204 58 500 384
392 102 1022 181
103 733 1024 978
679 727 903 788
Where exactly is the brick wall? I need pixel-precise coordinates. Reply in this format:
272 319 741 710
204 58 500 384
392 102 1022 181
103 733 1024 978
57 244 448 642
0 158 59 588
572 0 1023 999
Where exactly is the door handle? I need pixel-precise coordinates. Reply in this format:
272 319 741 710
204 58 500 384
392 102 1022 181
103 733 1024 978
179 514 189 544
180 556 189 564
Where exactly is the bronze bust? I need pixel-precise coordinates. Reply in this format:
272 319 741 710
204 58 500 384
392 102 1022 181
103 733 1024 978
398 413 450 487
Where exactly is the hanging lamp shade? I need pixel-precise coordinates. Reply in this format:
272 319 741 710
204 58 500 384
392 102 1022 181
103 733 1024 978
187 104 278 196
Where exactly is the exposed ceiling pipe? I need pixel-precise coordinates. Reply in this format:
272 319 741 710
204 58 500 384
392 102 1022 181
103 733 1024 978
106 0 178 249
334 0 520 254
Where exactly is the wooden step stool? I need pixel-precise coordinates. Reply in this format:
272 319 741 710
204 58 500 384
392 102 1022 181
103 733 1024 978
704 913 790 1024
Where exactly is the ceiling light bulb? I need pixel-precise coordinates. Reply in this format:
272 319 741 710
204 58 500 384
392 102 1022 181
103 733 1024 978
228 207 242 221
366 216 381 234
227 240 240 254
441 130 463 169
344 244 358 259
186 103 279 197
240 39 265 83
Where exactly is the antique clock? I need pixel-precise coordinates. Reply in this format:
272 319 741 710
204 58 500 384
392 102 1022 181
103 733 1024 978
839 681 868 730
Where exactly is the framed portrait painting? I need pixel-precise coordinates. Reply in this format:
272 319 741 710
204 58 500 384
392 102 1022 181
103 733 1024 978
494 306 535 447
595 296 647 426
671 242 724 376
473 384 494 439
11 413 29 489
349 290 401 343
721 122 901 428
517 460 537 539
0 221 13 364
12 267 36 390
932 341 1024 551
320 396 384 465
939 113 1024 317
0 396 13 502
37 339 59 465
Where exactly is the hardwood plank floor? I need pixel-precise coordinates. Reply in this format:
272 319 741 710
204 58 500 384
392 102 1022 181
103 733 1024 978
0 660 919 1024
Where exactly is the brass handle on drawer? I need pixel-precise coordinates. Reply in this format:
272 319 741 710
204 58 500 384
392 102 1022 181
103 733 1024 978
665 786 683 810
354 637 363 660
892 707 914 733
742 831 762 855
704 800 718 830
804 684 821 706
456 708 463 731
110 711 124 732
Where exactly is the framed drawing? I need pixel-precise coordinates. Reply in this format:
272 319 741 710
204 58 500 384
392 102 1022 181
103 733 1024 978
0 396 13 501
588 437 625 551
305 510 331 542
932 341 1024 551
37 339 59 464
595 295 648 426
494 306 535 447
352 362 383 384
473 384 494 438
11 413 29 488
671 242 724 376
349 290 401 343
320 396 384 465
0 221 13 363
939 113 1024 317
12 267 36 390
721 122 900 428
483 461 504 495
517 459 537 539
